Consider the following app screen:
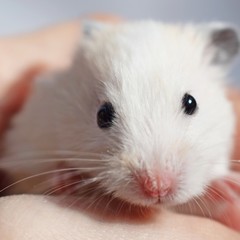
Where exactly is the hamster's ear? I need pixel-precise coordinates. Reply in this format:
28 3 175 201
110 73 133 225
205 23 240 65
82 20 109 38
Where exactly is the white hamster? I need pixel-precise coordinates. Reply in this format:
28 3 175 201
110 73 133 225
0 21 239 207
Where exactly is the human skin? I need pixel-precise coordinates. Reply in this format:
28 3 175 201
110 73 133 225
0 14 239 239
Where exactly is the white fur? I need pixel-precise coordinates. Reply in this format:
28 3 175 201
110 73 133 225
0 21 237 206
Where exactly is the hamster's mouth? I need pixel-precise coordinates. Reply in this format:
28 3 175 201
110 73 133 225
113 187 179 208
49 168 180 213
50 162 180 209
142 195 177 207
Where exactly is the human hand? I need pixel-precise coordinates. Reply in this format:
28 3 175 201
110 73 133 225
0 194 239 240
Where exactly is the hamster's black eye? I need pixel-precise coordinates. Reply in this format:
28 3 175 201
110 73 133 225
182 93 197 115
97 102 115 129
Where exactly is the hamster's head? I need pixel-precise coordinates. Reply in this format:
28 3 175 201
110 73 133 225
75 21 239 207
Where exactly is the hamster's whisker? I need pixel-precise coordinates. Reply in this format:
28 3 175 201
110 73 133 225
1 150 108 159
193 197 206 217
203 194 216 210
87 191 106 211
206 185 231 203
73 178 105 192
175 191 194 214
128 200 134 215
0 157 110 168
86 191 108 212
43 177 100 196
43 180 82 196
186 200 194 215
203 191 226 220
65 186 104 210
64 177 106 206
103 180 130 214
115 198 130 216
0 167 105 194
30 171 73 193
0 168 78 193
201 186 218 217
206 185 233 224
220 176 240 186
57 184 98 206
110 197 121 214
197 195 212 218
90 192 112 216
32 170 106 194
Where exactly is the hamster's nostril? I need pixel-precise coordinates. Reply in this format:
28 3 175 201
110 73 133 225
139 172 173 198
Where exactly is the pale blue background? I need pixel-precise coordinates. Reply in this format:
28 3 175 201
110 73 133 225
0 0 239 84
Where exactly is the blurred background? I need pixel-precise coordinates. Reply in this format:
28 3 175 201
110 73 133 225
0 0 239 83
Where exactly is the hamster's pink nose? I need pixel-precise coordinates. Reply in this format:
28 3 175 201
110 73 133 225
139 173 173 198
